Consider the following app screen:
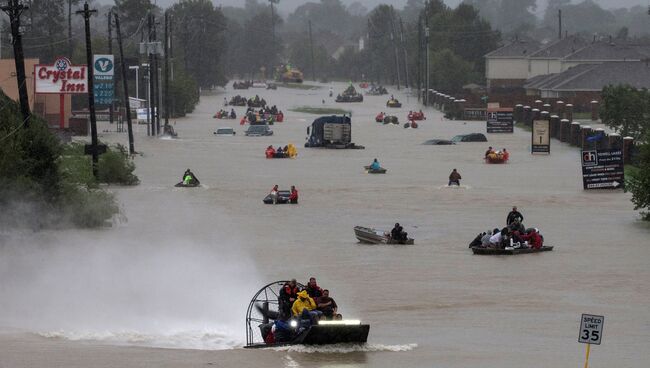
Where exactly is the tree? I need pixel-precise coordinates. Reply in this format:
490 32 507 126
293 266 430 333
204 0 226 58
22 0 67 62
171 0 228 87
242 9 284 79
626 133 650 220
287 36 332 80
114 0 158 37
367 5 398 84
429 48 475 92
543 0 615 35
600 85 650 140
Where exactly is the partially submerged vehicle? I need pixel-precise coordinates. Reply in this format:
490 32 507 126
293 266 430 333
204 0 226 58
214 127 236 136
233 81 251 89
366 85 388 96
305 115 364 149
252 81 268 88
245 124 273 136
383 115 399 125
364 165 387 174
354 226 414 245
471 246 553 255
263 190 291 204
451 133 487 142
386 99 402 108
423 139 455 145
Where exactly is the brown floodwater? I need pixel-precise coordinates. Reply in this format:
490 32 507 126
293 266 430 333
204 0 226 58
1 82 649 368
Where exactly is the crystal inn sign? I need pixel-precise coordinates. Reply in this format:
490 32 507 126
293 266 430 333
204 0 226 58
34 57 88 128
35 57 88 93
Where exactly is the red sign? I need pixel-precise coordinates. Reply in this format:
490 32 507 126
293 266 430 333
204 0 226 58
34 57 88 94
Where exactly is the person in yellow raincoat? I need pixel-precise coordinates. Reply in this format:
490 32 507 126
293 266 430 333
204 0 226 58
286 143 298 158
291 290 316 316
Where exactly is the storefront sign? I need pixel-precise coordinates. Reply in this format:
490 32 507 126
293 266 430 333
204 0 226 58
532 120 550 153
487 108 513 133
581 149 624 189
34 57 88 94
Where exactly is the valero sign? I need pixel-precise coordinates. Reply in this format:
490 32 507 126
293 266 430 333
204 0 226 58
35 57 88 94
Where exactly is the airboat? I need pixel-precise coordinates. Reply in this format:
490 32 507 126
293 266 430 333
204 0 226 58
245 281 370 348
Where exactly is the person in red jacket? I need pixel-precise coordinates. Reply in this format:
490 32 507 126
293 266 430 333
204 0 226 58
520 228 543 249
375 112 385 122
265 145 276 159
289 185 298 204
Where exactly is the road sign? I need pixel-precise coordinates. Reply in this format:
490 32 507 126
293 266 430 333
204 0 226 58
581 149 624 190
579 314 604 345
486 108 513 133
532 119 550 154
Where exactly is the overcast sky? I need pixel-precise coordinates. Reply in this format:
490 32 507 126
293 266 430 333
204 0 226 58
99 1 648 15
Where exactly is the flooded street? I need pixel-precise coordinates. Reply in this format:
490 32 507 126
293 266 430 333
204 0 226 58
1 82 649 367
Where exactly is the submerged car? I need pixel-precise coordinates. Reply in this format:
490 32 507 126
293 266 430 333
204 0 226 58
451 133 487 142
245 125 273 136
423 139 455 145
214 127 236 136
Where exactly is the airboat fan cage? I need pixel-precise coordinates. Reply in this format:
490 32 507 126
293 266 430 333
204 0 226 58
245 280 305 346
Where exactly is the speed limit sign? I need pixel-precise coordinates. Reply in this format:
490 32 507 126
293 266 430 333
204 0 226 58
579 314 604 345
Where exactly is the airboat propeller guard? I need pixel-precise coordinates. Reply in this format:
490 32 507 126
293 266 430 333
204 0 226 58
245 280 304 347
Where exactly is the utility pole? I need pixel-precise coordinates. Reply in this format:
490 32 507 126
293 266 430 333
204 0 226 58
76 1 100 178
424 0 430 106
558 9 562 40
152 13 160 135
399 16 409 89
417 15 422 102
147 12 155 136
108 9 114 128
308 20 315 81
68 0 73 56
114 13 134 154
164 10 170 130
2 0 31 125
390 7 401 90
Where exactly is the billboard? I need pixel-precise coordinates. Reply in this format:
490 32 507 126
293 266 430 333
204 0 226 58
581 149 624 190
487 108 513 133
35 57 87 94
532 120 550 154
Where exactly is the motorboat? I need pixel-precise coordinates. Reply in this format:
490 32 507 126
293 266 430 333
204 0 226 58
364 165 387 174
354 226 414 245
471 246 553 255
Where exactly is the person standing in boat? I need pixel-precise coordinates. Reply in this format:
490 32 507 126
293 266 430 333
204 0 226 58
448 168 462 186
270 185 279 204
507 206 524 225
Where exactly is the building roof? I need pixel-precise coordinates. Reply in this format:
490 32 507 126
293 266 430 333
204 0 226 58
485 39 541 58
529 36 589 59
526 61 650 92
564 41 650 61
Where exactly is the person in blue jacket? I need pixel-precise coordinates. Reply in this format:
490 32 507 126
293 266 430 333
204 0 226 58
370 158 381 170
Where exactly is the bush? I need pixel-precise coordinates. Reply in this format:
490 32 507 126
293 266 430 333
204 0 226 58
0 90 126 229
625 134 650 220
98 144 139 185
